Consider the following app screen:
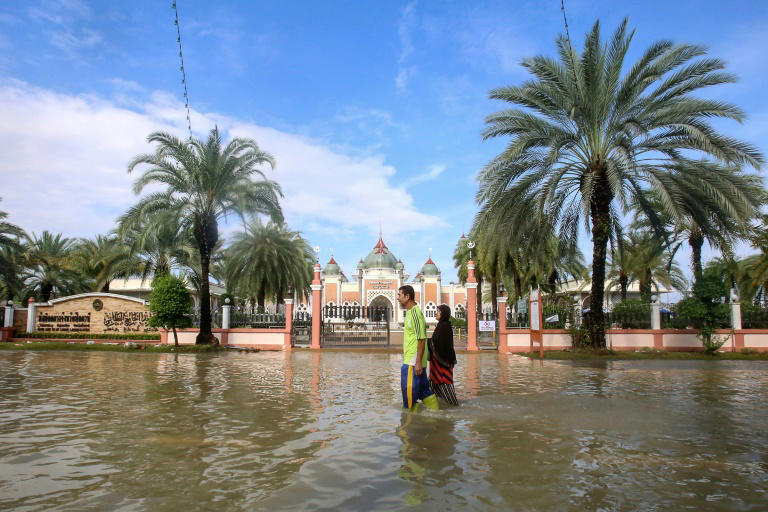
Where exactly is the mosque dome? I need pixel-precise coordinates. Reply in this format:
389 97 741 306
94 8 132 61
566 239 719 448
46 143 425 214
421 257 439 276
362 236 398 269
323 257 340 275
357 258 365 270
395 259 404 271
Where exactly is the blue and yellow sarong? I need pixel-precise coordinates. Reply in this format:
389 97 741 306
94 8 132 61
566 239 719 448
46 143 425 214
401 364 437 410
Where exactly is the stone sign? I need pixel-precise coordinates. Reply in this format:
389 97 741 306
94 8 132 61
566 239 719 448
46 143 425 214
368 280 393 290
34 293 155 333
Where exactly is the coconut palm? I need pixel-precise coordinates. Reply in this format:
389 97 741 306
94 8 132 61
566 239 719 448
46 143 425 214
24 231 83 301
224 219 314 311
477 19 763 347
123 128 283 344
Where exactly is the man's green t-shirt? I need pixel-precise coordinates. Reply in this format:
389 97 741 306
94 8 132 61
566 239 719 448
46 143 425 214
404 304 428 366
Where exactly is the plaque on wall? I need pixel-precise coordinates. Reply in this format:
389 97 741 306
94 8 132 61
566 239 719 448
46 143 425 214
92 299 103 311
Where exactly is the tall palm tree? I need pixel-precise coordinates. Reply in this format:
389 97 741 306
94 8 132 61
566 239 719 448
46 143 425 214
124 128 283 344
224 219 313 310
24 231 82 301
477 19 763 347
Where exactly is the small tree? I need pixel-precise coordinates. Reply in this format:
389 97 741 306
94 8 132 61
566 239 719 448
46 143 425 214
148 274 192 347
674 267 730 354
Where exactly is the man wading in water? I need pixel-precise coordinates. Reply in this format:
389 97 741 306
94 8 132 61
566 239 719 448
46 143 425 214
397 285 439 412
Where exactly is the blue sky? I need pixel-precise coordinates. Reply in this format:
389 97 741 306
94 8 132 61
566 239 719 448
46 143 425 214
0 0 766 283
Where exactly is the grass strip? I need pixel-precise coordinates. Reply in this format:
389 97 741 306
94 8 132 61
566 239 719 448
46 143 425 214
518 349 768 360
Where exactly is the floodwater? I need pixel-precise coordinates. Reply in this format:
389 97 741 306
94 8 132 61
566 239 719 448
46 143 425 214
1 351 767 511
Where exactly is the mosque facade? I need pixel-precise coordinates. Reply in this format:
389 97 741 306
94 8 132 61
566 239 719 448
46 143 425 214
295 235 469 324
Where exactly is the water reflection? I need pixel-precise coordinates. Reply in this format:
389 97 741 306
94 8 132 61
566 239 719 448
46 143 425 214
0 352 767 510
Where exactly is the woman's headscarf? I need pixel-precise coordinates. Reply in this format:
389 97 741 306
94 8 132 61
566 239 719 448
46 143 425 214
430 304 457 367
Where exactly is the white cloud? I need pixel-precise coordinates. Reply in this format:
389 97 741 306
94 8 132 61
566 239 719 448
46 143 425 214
395 1 418 91
403 163 446 187
0 80 442 241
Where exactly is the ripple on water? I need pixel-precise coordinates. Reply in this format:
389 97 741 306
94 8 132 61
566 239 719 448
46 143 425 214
0 351 767 510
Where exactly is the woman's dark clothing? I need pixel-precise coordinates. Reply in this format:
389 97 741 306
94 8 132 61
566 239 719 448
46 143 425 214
428 319 459 406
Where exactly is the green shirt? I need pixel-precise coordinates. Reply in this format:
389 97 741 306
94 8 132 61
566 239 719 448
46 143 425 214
403 304 428 366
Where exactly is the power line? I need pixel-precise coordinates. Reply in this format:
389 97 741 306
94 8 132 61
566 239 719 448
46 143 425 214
560 0 582 107
172 1 192 138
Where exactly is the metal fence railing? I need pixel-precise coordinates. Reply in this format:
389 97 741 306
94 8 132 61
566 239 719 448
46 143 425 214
231 312 286 328
742 306 768 329
186 309 222 328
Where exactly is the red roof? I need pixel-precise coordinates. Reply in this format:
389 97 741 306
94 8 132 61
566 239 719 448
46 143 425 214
425 257 435 265
328 257 337 264
373 235 388 254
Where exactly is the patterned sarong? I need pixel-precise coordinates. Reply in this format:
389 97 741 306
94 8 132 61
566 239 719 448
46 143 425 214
429 355 459 406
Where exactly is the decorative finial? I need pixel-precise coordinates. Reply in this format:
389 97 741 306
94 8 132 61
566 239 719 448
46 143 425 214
313 245 320 263
466 240 475 261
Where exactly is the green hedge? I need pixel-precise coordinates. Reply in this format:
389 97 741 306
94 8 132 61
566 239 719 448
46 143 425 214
13 331 161 340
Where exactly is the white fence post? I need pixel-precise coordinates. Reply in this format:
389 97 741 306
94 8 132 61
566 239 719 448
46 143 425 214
730 289 742 330
26 299 36 332
222 300 231 330
651 295 661 330
3 302 13 328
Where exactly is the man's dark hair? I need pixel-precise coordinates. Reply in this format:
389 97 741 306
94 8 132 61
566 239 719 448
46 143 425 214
398 285 415 301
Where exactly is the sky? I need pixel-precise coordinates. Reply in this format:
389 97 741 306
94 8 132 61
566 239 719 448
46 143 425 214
0 0 767 284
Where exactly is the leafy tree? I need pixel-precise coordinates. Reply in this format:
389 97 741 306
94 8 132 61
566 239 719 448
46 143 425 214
124 128 282 344
148 274 192 347
477 19 763 347
224 219 313 311
673 266 729 354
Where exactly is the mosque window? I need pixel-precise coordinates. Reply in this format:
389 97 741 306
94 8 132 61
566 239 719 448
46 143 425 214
424 302 437 318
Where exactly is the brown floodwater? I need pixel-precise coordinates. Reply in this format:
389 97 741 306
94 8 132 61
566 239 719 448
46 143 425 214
0 350 766 511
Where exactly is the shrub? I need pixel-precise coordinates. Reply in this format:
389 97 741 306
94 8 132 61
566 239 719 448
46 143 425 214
449 316 466 327
149 275 192 346
567 325 591 349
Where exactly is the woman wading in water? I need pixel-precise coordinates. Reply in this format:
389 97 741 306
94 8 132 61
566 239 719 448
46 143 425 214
428 304 458 406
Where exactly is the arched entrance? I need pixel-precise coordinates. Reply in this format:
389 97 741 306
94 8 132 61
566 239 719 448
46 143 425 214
369 295 393 322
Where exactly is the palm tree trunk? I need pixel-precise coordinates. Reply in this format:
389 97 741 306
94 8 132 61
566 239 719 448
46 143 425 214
194 212 218 345
689 229 704 284
587 173 612 349
196 253 214 344
640 269 653 303
41 283 53 302
491 277 498 319
619 272 628 302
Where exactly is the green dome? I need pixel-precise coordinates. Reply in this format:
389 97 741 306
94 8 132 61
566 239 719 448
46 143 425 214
323 257 340 275
357 258 365 270
362 236 398 269
421 257 439 276
395 259 404 270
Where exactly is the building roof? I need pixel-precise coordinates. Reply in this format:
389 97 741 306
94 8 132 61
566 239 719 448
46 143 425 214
362 235 398 269
323 256 340 275
421 257 439 276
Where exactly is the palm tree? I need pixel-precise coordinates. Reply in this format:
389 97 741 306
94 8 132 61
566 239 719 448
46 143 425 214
116 210 195 284
24 231 82 301
224 219 313 311
477 19 763 347
124 128 283 344
72 234 133 292
0 203 26 300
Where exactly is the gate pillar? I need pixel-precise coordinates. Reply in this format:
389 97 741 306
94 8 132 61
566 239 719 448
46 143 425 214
466 260 478 351
284 298 293 351
310 263 322 349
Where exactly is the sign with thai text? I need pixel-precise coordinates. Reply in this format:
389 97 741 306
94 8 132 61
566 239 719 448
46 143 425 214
37 312 91 332
478 320 496 332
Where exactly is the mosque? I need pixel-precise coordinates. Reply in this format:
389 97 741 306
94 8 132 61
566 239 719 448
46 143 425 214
295 235 470 324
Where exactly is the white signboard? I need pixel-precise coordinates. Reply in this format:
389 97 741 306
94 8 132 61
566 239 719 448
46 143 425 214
478 320 496 332
530 301 540 331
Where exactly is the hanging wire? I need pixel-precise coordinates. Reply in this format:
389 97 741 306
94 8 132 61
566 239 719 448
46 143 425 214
172 1 192 138
560 0 583 114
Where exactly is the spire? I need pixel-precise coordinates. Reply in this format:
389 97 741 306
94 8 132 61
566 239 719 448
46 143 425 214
327 256 337 264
